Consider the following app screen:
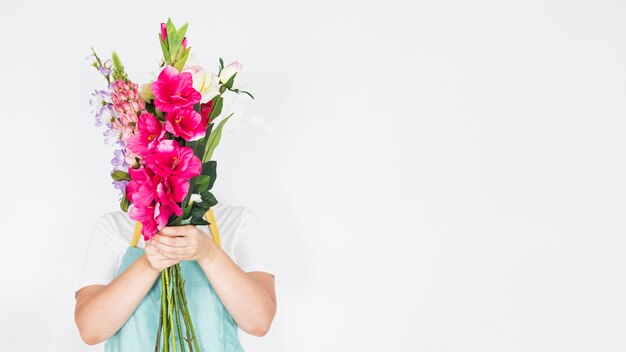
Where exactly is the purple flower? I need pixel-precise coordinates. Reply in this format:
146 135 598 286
111 149 127 171
111 149 129 192
99 59 112 77
90 89 113 127
112 179 129 191
103 121 120 145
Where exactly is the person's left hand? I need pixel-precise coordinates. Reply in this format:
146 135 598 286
151 225 216 262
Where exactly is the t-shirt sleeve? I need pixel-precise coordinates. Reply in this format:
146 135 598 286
76 214 122 292
233 208 275 277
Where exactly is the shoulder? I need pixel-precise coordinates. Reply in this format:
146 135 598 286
199 201 252 245
90 210 136 252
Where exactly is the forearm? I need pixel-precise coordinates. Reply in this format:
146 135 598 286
75 254 161 344
198 242 276 336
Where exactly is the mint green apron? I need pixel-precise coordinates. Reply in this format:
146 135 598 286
104 245 245 351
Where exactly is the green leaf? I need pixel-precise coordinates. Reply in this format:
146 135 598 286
166 19 178 62
182 199 194 219
172 22 189 49
209 96 223 121
189 190 217 225
200 190 218 208
120 190 130 212
224 72 237 89
240 90 255 99
194 124 212 161
202 160 217 190
145 103 156 115
202 113 233 163
173 47 191 71
159 35 170 64
111 170 130 181
195 175 210 193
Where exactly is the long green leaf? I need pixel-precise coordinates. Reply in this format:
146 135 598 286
202 113 233 163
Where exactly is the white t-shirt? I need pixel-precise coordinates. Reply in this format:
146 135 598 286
76 201 275 292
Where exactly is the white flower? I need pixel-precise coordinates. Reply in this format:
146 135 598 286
139 83 154 102
219 61 243 87
183 66 220 104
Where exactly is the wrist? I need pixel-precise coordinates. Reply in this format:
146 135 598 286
198 239 221 267
140 254 162 276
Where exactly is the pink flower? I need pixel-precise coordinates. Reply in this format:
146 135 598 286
160 23 167 42
126 166 157 208
129 203 159 240
144 139 202 179
182 37 188 49
165 107 208 141
127 112 165 157
151 66 201 113
154 176 189 226
126 165 190 241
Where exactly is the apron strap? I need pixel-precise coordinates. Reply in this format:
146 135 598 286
131 208 222 248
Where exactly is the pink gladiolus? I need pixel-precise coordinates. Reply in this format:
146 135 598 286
165 107 207 141
129 203 159 241
144 139 202 179
160 23 167 42
151 66 201 112
154 177 188 226
127 112 165 157
126 165 191 240
126 166 157 208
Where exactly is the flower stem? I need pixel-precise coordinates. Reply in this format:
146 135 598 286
176 264 200 351
172 265 186 351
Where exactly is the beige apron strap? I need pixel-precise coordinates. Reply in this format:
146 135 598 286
130 221 142 247
130 208 221 248
206 208 221 248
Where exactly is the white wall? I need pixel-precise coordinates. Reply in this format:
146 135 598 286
1 0 625 351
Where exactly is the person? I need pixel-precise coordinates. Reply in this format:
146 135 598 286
74 201 277 350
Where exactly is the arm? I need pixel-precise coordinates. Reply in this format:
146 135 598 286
74 242 178 345
153 225 277 336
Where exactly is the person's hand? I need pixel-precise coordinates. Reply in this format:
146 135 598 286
144 238 180 272
151 225 217 263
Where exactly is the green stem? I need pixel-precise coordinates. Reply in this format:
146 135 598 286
177 265 200 351
167 267 177 352
175 265 195 351
155 273 164 352
172 265 186 352
162 270 170 352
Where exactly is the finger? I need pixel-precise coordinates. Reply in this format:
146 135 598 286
159 225 196 237
154 234 189 248
153 241 191 258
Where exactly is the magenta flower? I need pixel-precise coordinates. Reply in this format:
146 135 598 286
129 202 159 240
165 107 208 141
144 139 202 180
160 23 167 42
154 176 189 226
151 66 201 112
127 112 165 157
126 166 157 209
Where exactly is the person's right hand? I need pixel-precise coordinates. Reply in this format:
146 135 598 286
145 238 180 272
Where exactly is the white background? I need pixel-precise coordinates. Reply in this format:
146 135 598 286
0 0 625 351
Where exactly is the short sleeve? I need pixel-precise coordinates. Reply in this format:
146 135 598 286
233 208 275 277
75 214 122 292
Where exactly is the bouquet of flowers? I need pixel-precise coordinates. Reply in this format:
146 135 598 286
88 18 253 351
